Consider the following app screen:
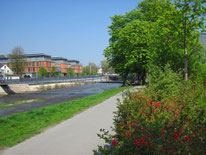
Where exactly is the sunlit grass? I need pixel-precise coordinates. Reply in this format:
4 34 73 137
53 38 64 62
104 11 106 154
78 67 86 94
0 87 126 149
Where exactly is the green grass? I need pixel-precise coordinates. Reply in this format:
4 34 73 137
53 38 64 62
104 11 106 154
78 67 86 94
0 99 44 109
0 87 126 149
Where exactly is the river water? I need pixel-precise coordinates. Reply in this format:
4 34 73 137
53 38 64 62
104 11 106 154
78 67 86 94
0 83 122 118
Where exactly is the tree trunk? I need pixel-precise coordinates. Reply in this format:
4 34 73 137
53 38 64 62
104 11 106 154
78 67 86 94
184 11 188 81
184 40 188 81
122 70 129 86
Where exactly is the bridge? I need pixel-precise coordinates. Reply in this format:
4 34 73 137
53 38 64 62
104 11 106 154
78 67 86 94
0 75 123 96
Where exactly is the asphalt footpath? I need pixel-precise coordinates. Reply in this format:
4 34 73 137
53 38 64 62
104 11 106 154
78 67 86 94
0 92 124 155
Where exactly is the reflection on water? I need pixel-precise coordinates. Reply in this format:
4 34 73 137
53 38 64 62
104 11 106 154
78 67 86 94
0 83 122 117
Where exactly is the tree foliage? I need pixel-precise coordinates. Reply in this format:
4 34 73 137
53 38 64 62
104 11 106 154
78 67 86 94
104 0 205 84
9 46 26 75
50 66 57 77
100 60 114 73
37 67 48 78
175 0 206 80
82 62 97 75
67 67 75 76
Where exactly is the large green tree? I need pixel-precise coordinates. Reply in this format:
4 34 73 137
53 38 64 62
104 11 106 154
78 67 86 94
104 0 180 84
175 0 206 80
9 46 26 75
104 0 205 85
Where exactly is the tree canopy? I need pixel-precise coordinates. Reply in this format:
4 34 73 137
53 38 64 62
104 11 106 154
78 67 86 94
9 46 26 75
67 67 75 76
104 0 205 84
100 60 114 73
37 67 48 78
50 66 57 77
82 62 97 75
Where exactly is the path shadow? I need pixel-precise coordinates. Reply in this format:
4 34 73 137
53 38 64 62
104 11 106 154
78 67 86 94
94 144 112 155
1 85 16 94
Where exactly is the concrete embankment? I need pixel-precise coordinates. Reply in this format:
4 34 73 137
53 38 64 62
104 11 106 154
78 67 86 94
0 82 86 96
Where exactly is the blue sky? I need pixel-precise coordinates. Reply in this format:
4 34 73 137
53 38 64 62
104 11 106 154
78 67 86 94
0 0 140 66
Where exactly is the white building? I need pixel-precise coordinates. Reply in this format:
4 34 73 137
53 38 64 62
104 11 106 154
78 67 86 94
97 68 103 74
0 65 13 75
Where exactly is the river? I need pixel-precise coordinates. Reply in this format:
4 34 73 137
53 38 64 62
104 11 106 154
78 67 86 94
0 83 122 118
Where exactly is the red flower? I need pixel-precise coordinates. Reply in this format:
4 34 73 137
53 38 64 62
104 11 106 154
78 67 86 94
185 136 190 142
112 139 117 145
168 100 171 103
173 132 180 140
169 122 174 127
152 117 155 121
130 94 136 98
134 139 141 146
147 103 151 107
140 137 145 143
154 102 161 107
125 131 132 136
162 147 166 152
161 129 166 133
149 141 153 147
174 97 177 100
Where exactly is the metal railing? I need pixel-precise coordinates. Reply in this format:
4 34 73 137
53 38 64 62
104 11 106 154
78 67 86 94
5 75 106 85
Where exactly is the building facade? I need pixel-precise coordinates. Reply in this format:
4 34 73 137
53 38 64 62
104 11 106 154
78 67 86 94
51 57 71 76
0 53 82 77
67 60 83 74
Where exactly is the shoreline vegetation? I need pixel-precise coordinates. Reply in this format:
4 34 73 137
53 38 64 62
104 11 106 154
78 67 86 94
0 87 126 149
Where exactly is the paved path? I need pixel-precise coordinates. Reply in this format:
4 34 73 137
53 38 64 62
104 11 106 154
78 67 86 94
0 93 123 155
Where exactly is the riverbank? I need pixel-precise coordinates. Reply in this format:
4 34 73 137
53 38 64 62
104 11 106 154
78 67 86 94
0 82 88 96
0 87 126 149
0 83 122 118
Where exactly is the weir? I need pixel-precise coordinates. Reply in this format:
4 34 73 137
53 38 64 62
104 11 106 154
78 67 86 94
0 85 15 95
0 76 123 96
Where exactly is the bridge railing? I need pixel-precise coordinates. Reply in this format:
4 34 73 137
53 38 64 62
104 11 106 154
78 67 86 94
5 75 106 85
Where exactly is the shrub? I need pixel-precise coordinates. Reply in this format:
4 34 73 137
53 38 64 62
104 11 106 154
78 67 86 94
145 64 184 102
94 66 206 154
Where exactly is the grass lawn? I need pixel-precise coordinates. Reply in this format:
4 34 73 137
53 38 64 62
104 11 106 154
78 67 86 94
0 87 126 149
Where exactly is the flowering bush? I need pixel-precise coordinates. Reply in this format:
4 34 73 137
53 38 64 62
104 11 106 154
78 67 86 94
94 66 206 154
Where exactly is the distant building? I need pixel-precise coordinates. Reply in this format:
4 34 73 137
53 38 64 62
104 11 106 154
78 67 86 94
67 60 83 74
0 64 13 75
200 32 206 49
51 57 71 76
0 53 82 77
97 68 103 74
